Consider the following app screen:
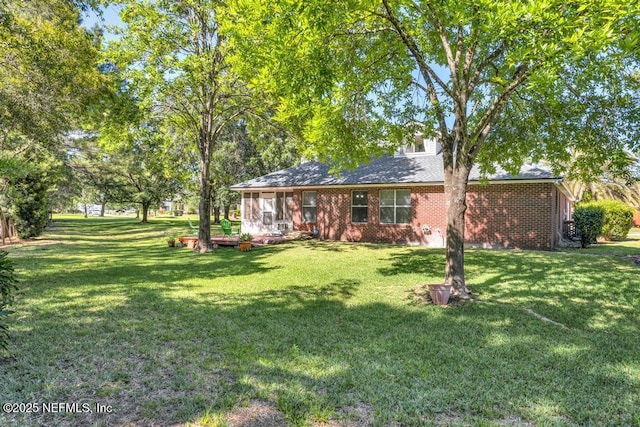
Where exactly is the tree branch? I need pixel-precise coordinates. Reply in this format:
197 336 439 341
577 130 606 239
470 63 532 157
424 3 456 79
378 0 449 138
468 42 507 94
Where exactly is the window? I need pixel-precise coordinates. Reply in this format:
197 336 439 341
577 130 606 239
302 191 317 222
396 134 438 156
243 192 260 221
379 189 411 224
351 190 368 223
398 135 425 154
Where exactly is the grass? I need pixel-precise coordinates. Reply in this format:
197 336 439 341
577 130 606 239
1 215 639 426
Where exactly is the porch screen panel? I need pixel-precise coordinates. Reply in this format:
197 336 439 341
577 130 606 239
276 192 284 220
243 193 260 221
251 193 260 221
275 192 294 221
285 192 293 221
243 193 252 220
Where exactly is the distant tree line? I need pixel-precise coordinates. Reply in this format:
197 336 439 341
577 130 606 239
0 0 299 241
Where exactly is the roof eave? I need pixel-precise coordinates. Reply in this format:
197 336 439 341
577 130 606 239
230 177 561 192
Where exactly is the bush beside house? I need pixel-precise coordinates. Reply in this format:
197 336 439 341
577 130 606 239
575 200 635 246
574 204 605 248
597 200 635 240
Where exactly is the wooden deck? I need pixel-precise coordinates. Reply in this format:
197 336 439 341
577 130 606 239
211 236 239 247
212 235 289 247
178 234 289 249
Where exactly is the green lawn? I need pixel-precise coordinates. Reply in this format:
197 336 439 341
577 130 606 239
1 216 639 426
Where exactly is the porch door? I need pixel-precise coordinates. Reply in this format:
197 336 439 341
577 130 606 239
276 192 294 232
262 192 275 226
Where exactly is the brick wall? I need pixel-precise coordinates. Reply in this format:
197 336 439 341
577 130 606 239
634 210 640 227
465 182 555 250
293 186 446 245
293 182 559 250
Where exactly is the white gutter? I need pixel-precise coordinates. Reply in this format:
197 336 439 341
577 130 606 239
553 178 577 202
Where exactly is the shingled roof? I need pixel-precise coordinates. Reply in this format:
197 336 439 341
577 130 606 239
231 153 559 190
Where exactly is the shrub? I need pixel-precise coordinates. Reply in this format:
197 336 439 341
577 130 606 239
574 204 605 248
597 200 635 240
8 172 50 239
0 251 18 351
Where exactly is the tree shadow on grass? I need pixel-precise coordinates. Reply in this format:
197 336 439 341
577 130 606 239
16 245 288 306
296 240 423 254
292 241 364 253
11 230 291 318
3 274 639 426
378 247 639 333
377 248 445 277
5 221 640 426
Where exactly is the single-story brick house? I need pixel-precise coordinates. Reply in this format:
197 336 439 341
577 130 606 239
231 142 575 250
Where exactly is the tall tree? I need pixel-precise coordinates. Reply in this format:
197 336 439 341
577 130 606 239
567 155 640 209
226 0 640 295
73 96 188 222
102 123 185 223
0 0 104 237
108 0 248 252
0 0 103 146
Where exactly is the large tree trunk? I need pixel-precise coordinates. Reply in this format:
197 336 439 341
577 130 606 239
212 188 220 224
444 170 468 294
197 149 212 253
0 208 8 245
141 202 150 223
223 204 230 220
442 143 472 296
198 168 212 252
213 205 220 224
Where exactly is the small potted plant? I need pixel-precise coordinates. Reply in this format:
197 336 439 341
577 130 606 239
238 233 253 252
166 232 177 247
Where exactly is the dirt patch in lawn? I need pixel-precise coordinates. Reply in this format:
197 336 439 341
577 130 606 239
332 403 376 426
225 401 378 427
0 238 65 250
226 400 287 427
434 412 533 426
493 414 534 426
